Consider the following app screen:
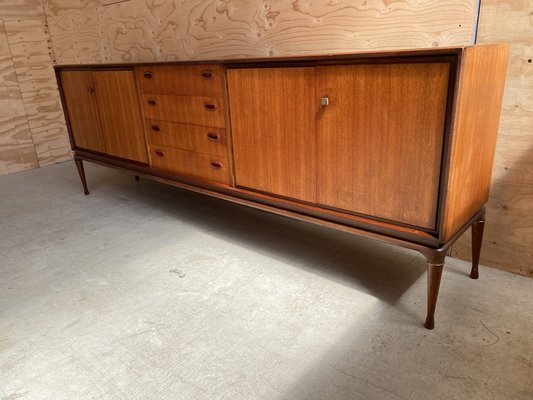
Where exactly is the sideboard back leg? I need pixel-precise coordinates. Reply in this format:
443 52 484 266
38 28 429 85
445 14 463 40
74 158 90 195
424 259 445 330
470 216 486 279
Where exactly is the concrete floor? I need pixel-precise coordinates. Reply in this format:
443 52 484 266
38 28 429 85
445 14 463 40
0 161 532 400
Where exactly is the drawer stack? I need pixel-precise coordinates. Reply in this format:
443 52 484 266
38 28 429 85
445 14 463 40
137 64 230 184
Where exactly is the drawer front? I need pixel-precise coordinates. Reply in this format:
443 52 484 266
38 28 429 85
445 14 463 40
150 145 230 184
136 64 224 96
142 94 225 128
146 120 227 157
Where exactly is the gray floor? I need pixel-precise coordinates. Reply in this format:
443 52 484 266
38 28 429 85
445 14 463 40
0 161 532 400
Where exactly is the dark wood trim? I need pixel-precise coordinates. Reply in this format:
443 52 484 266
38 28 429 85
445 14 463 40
54 47 464 70
221 66 237 187
225 55 459 70
435 57 459 239
75 148 149 167
54 68 76 152
437 50 465 241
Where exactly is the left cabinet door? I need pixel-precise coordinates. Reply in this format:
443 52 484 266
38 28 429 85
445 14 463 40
92 70 148 163
60 70 105 153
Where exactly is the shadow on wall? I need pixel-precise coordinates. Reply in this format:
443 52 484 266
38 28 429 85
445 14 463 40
452 144 533 278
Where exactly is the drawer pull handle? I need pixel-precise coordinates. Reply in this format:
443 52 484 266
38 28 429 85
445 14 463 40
147 99 158 106
201 70 214 80
151 124 161 132
155 150 164 157
143 71 153 79
204 103 217 111
207 132 220 141
210 161 222 169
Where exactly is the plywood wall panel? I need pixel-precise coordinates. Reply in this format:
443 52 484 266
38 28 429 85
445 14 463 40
4 18 71 167
452 0 533 277
0 21 38 176
44 0 105 64
44 0 479 64
1 0 47 21
0 103 39 176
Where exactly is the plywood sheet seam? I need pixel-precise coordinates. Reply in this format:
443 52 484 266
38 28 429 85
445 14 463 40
1 19 39 162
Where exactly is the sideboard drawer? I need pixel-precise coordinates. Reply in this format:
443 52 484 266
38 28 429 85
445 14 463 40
142 94 225 128
150 145 230 184
146 120 227 158
136 65 224 96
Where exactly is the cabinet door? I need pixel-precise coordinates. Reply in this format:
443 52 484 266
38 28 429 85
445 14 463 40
227 67 316 203
60 71 105 153
92 70 148 163
316 63 450 229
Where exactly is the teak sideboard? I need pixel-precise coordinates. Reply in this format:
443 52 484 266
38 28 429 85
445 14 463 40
55 44 509 330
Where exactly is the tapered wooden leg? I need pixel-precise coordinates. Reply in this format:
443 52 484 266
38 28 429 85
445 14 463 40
74 158 89 195
470 219 485 279
425 262 444 330
134 175 140 181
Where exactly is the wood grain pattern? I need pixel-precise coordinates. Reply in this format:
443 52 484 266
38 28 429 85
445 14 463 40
92 70 148 163
316 62 450 229
141 94 226 128
145 120 227 158
227 67 317 203
136 64 224 96
0 20 39 176
4 18 72 167
1 0 46 21
451 0 533 277
44 0 478 64
59 70 105 152
149 145 230 184
44 1 104 64
442 44 509 239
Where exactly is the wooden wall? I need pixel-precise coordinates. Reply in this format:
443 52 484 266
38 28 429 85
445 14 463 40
0 1 530 277
0 20 37 174
42 0 480 64
0 0 71 176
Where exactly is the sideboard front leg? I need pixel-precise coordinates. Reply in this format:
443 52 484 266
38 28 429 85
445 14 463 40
74 158 90 195
424 260 444 330
470 216 486 280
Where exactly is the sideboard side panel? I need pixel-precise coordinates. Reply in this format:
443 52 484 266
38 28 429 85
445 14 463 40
442 44 509 241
